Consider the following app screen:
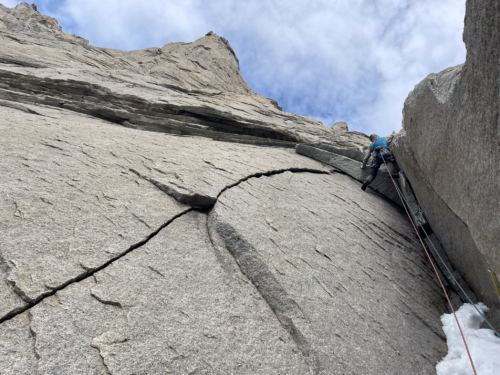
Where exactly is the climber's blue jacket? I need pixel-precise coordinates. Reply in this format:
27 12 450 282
370 137 388 152
362 134 394 168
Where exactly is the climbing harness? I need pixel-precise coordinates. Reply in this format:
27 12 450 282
380 157 478 375
371 148 394 168
490 270 500 301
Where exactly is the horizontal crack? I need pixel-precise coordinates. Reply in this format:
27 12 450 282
0 70 300 144
216 168 330 200
0 207 193 325
131 168 330 209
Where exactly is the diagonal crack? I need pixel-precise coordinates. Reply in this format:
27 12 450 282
130 168 216 208
90 293 123 309
1 169 328 326
0 208 193 325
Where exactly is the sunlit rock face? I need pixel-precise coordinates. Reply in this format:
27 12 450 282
2 2 492 374
392 0 500 320
0 2 369 148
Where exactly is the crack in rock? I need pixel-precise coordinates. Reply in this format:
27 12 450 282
0 208 194 325
130 168 216 208
132 167 329 209
0 168 327 326
27 311 41 374
90 293 123 309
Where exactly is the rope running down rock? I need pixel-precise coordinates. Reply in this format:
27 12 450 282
380 156 478 375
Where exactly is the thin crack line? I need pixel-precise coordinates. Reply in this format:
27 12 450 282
216 168 330 200
0 207 194 325
132 167 330 209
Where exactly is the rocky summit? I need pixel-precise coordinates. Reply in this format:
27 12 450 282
0 2 498 374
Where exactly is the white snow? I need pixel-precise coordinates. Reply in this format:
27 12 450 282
437 303 500 375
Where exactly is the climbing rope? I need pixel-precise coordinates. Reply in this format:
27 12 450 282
380 156 478 375
391 177 500 339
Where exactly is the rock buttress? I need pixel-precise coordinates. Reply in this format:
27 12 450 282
393 0 500 318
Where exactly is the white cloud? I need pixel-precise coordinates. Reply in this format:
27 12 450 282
1 0 22 7
4 0 466 136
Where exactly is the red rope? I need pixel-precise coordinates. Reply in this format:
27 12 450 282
380 156 477 375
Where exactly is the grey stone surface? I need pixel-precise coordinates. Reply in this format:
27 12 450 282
308 142 366 162
392 132 500 328
209 171 448 374
399 0 500 305
0 211 311 374
0 2 490 373
0 103 190 321
296 144 402 205
0 313 37 375
331 121 349 132
0 3 367 147
398 171 427 227
0 102 326 322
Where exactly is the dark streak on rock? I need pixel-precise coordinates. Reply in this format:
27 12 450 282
208 211 320 373
90 293 123 309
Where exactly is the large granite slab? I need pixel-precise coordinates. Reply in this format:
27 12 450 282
0 102 326 322
0 211 311 374
209 171 448 374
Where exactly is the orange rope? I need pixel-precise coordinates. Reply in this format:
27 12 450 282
380 156 477 375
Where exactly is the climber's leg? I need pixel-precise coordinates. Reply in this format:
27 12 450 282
361 165 379 191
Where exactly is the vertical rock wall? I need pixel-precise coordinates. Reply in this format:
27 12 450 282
393 0 500 315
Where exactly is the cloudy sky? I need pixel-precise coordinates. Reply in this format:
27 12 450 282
4 0 466 135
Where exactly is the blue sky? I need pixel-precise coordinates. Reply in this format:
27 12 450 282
3 0 466 135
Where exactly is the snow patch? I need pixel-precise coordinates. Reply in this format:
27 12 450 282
437 303 500 375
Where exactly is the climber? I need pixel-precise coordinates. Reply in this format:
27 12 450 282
360 133 398 191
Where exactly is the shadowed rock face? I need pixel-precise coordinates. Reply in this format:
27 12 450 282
392 0 500 314
0 2 484 374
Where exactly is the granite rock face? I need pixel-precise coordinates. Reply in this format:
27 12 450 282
0 101 326 323
296 144 401 205
393 0 500 311
0 3 368 148
1 211 312 375
209 171 448 374
0 2 483 374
